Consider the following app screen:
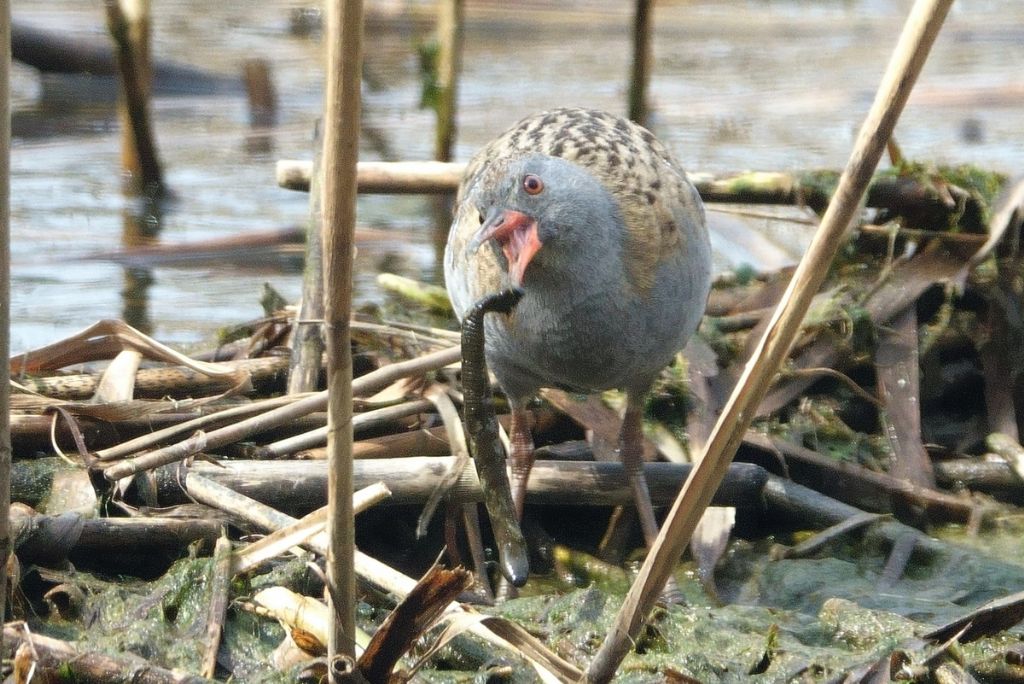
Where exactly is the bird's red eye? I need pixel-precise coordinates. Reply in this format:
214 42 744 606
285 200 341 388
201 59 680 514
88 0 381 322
523 174 544 195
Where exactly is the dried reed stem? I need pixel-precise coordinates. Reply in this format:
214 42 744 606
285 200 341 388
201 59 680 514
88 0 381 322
0 0 11 627
321 0 365 669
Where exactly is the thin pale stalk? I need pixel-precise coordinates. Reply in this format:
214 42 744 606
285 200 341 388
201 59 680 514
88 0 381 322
94 392 314 461
259 398 434 457
231 482 391 576
321 0 364 670
276 159 465 194
98 345 459 468
202 535 232 679
0 0 11 626
102 391 328 481
288 122 325 395
584 1 955 680
351 345 460 394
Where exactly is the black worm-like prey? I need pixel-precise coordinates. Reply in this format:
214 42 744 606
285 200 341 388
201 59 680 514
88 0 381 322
461 288 528 587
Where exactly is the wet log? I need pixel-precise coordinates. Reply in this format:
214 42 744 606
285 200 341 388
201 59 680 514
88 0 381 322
10 503 221 566
11 21 238 95
139 458 769 513
74 516 221 554
13 22 120 74
762 475 972 560
745 433 974 523
88 227 304 268
934 457 1023 496
6 624 211 684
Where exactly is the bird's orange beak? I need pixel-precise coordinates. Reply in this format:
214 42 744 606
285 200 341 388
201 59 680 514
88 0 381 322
471 208 542 287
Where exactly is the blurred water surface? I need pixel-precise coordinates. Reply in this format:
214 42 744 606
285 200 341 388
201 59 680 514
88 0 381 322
9 0 1023 351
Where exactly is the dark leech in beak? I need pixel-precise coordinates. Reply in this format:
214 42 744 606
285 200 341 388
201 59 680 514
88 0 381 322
460 288 529 586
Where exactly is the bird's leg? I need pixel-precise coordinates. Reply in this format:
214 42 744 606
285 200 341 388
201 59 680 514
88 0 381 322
621 392 686 604
619 394 661 548
508 405 535 520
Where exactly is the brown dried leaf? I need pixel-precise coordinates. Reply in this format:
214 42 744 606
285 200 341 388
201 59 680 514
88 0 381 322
357 565 472 683
10 319 251 393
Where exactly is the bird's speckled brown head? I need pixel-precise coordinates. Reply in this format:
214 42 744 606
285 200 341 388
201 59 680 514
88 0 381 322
456 108 703 293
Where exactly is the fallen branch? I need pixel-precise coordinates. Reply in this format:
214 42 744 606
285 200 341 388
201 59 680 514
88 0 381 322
12 510 220 565
762 474 970 559
18 355 288 401
934 458 1022 494
744 433 975 523
11 21 237 94
139 458 770 511
6 623 211 684
275 160 995 231
276 159 464 194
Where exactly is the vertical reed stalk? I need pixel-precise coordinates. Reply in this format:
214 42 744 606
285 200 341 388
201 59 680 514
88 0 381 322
628 0 652 126
106 0 163 194
321 0 364 677
0 0 11 626
433 0 464 162
288 123 325 395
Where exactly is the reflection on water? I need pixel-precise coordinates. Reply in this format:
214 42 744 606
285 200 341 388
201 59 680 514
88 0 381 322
9 0 1024 351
